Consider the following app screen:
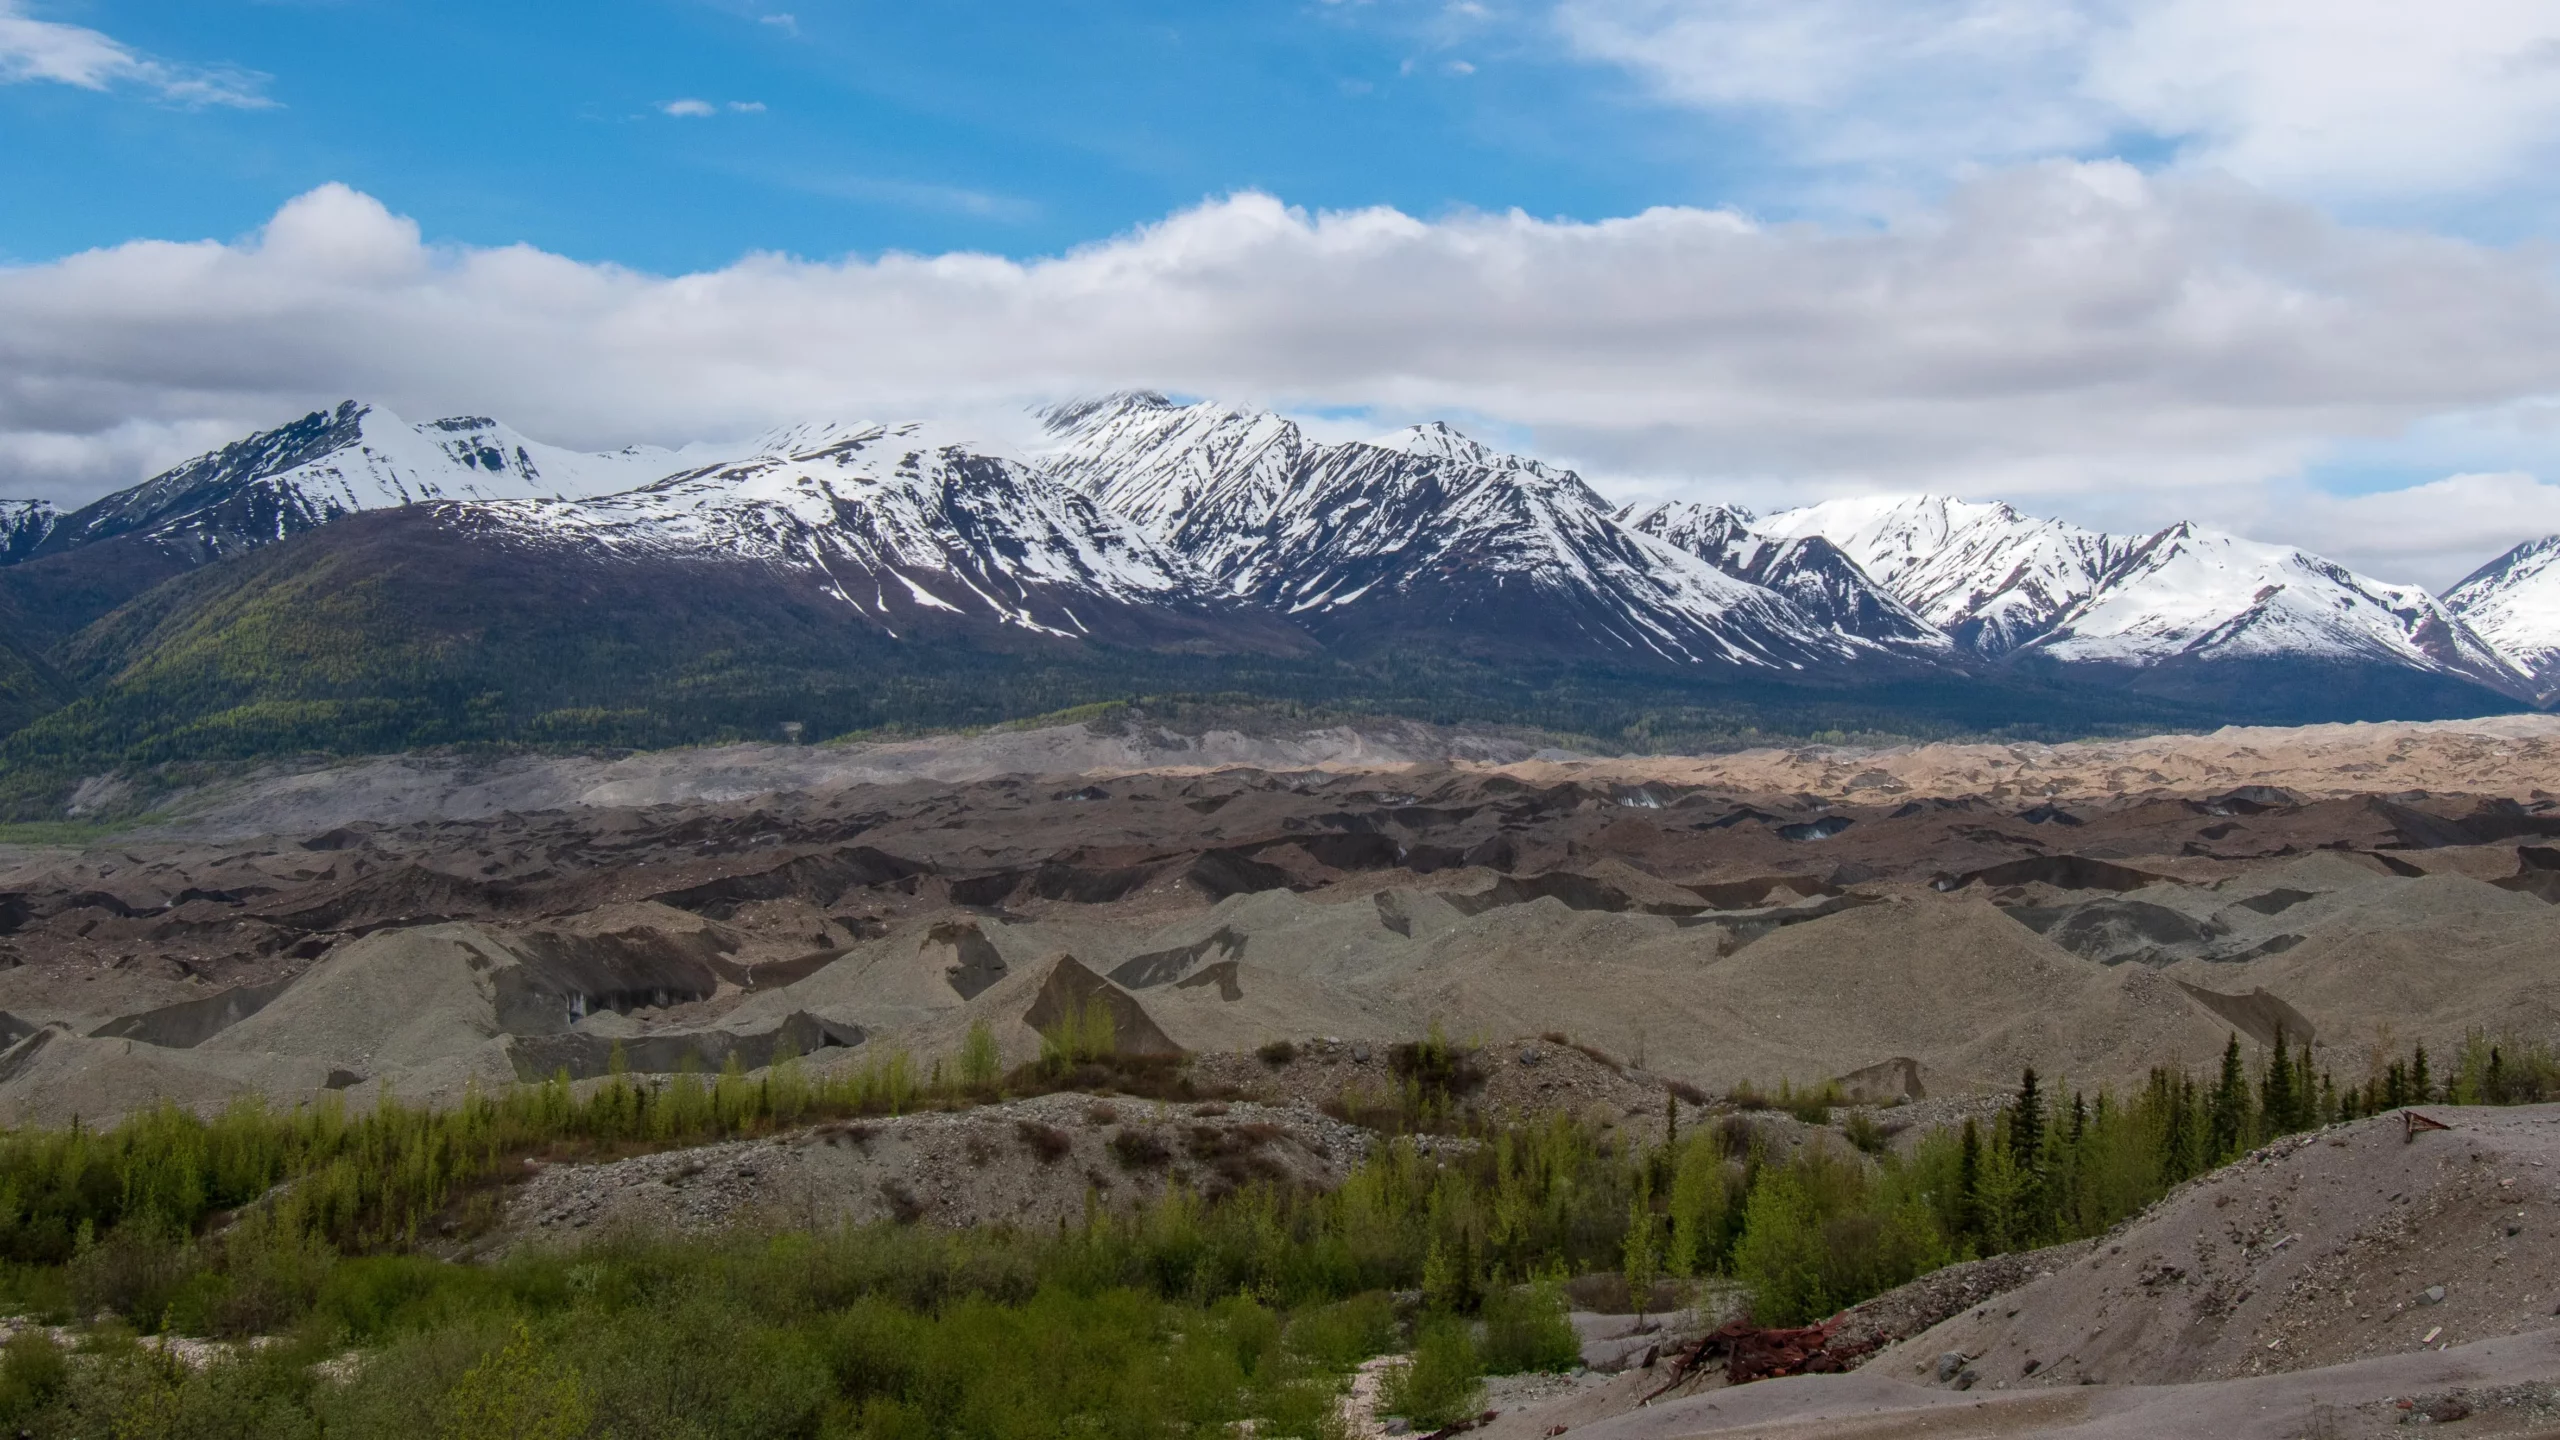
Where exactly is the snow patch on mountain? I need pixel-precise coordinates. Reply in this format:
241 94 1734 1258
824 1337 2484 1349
2031 523 2522 687
1618 501 1950 653
1756 495 2135 655
1 500 57 563
479 420 1200 639
1041 394 1867 667
2445 536 2560 699
24 401 705 562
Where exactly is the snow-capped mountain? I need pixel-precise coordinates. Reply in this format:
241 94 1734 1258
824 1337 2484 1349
10 394 2548 726
2031 524 2522 686
1039 394 1893 669
17 402 695 565
1616 501 1950 653
1760 495 2526 698
2445 537 2560 702
469 419 1293 650
1752 496 2136 656
1 500 55 563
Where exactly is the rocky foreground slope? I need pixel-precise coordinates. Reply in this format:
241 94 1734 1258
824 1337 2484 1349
1503 1104 2560 1439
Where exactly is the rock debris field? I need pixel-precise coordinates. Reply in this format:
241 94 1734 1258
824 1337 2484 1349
4 715 2560 1434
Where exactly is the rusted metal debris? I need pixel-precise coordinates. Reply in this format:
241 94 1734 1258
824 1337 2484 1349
2405 1110 2452 1143
1640 1317 1878 1402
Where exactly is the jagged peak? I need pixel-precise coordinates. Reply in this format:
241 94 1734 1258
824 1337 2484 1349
1037 391 1177 435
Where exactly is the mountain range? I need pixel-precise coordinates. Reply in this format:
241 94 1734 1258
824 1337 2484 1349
5 391 2560 811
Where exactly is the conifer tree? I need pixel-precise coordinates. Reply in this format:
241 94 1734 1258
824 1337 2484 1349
2209 1034 2251 1160
2413 1043 2432 1104
1956 1116 1982 1249
2259 1027 2297 1139
2011 1068 2045 1170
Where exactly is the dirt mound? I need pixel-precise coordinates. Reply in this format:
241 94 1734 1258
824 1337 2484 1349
1871 1104 2560 1390
1527 1330 2560 1440
0 1026 341 1126
1020 956 1181 1057
492 1092 1374 1247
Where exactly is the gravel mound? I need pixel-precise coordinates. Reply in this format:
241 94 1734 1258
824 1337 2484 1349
1872 1104 2560 1389
491 1091 1379 1247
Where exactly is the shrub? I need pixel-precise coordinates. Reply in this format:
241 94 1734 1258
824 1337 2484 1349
1013 1121 1071 1164
1109 1129 1171 1169
0 1329 68 1423
1284 1292 1399 1369
1379 1314 1483 1428
439 1319 592 1440
958 1021 1003 1090
1257 1039 1298 1067
1480 1277 1580 1375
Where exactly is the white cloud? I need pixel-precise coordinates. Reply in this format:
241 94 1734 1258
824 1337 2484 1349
659 97 765 117
1553 0 2560 202
0 0 271 107
6 174 2560 584
2216 474 2560 590
759 12 799 35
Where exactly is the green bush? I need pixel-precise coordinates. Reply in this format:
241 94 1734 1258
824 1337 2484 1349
1285 1291 1399 1369
1480 1275 1580 1374
0 1328 69 1423
1380 1313 1483 1428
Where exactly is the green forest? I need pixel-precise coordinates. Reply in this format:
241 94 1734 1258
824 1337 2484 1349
0 1025 2534 1438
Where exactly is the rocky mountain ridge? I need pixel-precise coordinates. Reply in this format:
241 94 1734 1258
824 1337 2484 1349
5 394 2558 754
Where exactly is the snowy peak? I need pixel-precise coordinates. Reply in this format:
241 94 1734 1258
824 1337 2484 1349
1 500 57 563
2032 523 2520 687
477 419 1216 643
2444 535 2560 699
1371 421 1502 466
1041 396 1866 668
20 401 691 564
1039 392 1317 546
1756 495 2134 655
1619 501 1950 652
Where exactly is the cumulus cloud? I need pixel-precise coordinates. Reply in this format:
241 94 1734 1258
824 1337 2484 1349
5 173 2560 581
658 98 718 117
2241 473 2560 590
0 0 272 107
1554 0 2560 201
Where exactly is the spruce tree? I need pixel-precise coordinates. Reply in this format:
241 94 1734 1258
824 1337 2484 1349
2297 1039 2318 1127
2259 1027 2296 1139
1956 1116 1982 1249
2413 1044 2432 1104
2210 1033 2251 1160
2156 1069 2193 1184
2011 1068 2045 1168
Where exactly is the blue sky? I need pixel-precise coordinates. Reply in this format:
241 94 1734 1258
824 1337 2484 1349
7 0 2560 586
1 1 1744 271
